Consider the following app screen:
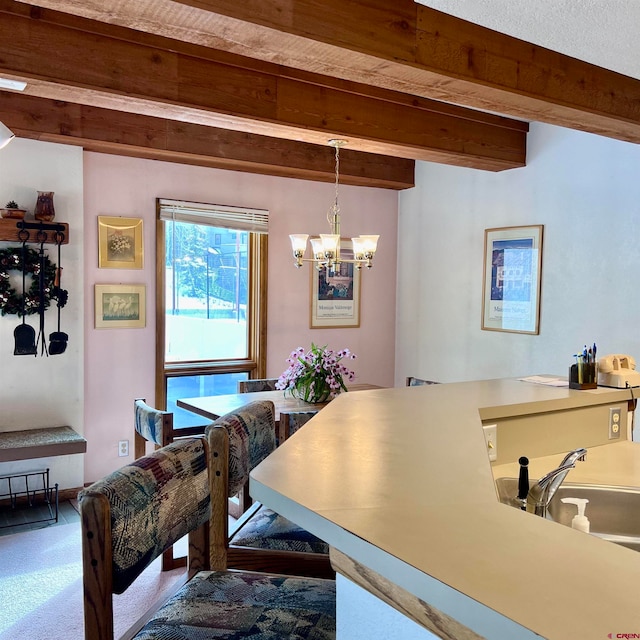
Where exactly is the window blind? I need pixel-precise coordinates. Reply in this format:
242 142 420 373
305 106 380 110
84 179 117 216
158 199 269 233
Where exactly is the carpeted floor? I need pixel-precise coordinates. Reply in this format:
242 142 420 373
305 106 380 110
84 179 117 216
0 521 188 640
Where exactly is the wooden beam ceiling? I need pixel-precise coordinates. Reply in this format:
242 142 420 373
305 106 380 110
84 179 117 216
0 1 527 174
0 92 414 189
16 0 640 144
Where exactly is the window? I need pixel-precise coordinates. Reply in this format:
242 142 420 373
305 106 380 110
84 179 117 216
156 199 268 427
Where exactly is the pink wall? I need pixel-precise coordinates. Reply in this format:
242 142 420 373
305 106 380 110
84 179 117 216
83 153 398 483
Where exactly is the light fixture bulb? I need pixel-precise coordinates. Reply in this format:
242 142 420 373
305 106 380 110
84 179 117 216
358 235 380 254
289 234 309 254
320 234 340 256
351 236 366 259
309 237 324 260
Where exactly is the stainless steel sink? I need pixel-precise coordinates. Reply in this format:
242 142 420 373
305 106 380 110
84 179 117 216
495 477 640 551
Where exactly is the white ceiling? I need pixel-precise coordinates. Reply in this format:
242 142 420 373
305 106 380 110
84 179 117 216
415 0 640 80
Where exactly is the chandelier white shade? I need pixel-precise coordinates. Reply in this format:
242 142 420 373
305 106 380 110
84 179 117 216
0 121 15 150
289 139 379 271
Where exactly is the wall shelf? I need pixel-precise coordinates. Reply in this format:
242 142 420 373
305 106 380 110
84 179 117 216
0 219 69 244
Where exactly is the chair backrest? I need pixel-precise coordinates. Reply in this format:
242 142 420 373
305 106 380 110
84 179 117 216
279 410 318 442
205 400 276 498
406 377 440 386
80 437 211 640
134 398 173 456
237 378 279 393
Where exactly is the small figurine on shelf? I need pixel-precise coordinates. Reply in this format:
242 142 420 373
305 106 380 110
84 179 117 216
34 191 55 222
0 200 26 219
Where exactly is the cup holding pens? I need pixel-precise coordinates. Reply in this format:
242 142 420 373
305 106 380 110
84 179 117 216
569 356 597 390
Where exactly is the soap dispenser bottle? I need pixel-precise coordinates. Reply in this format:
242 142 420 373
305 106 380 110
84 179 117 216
560 497 590 533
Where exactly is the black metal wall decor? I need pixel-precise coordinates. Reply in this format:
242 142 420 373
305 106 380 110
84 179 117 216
0 221 69 357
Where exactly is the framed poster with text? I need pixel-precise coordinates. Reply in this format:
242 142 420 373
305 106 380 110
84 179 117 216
310 240 361 328
482 225 543 334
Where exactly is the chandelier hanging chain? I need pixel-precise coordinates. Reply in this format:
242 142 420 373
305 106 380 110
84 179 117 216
334 144 340 209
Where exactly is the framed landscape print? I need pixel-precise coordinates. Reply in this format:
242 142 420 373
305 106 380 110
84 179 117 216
310 240 361 328
98 216 143 269
482 225 543 334
95 284 146 328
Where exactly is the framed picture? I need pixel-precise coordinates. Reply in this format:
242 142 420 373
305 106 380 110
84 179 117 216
98 216 143 269
482 225 543 334
310 239 361 328
95 284 146 328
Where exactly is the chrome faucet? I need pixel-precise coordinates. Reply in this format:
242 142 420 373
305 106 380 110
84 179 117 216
526 448 588 517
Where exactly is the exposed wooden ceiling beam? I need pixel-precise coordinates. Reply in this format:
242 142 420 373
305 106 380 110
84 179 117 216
0 2 527 172
17 0 640 144
0 92 414 189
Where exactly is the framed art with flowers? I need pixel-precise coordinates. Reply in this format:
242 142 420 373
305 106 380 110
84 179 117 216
98 216 143 269
95 283 146 328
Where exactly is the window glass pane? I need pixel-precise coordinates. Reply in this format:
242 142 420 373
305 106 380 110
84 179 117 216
165 221 248 362
167 372 248 428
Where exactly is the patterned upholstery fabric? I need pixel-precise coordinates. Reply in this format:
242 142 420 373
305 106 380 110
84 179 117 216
134 399 166 446
79 437 209 594
238 378 279 393
231 506 330 554
406 377 440 386
282 411 317 436
207 400 276 497
206 401 329 557
134 571 336 640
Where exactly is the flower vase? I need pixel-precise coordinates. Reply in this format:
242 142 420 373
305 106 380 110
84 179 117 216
292 381 332 404
34 191 55 222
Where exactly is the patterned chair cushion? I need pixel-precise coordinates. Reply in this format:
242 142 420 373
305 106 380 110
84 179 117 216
207 400 276 497
133 570 336 640
282 411 317 436
406 377 440 386
238 378 279 393
231 505 330 555
134 399 166 446
79 437 209 593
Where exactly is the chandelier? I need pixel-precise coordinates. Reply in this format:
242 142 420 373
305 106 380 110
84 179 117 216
289 139 379 271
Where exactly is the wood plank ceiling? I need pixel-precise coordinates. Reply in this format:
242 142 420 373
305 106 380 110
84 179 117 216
2 0 640 188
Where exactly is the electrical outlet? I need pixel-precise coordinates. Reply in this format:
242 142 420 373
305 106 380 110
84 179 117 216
483 424 497 462
609 407 622 440
118 439 129 457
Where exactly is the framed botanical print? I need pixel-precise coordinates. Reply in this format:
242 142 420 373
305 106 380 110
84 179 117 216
98 216 143 269
310 240 361 328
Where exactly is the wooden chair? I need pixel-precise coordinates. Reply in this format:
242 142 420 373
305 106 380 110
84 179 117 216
80 436 335 640
406 377 440 386
206 400 334 579
133 398 206 570
237 378 279 393
231 378 279 517
279 409 318 443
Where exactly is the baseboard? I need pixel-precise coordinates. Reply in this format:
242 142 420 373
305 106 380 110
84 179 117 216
0 485 82 508
59 487 83 502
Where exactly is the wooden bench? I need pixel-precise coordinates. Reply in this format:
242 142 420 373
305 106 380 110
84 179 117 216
0 426 86 463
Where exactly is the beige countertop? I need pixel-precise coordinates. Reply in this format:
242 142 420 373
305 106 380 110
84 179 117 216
250 378 640 639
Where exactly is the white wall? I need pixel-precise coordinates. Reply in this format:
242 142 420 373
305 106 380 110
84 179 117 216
0 139 84 488
396 123 640 385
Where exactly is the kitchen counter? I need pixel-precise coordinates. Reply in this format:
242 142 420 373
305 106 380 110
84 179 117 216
250 378 640 639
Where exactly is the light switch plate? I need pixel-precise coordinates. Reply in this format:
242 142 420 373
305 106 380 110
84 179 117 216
483 424 497 462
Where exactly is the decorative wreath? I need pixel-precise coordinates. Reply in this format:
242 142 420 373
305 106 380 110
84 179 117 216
0 246 67 317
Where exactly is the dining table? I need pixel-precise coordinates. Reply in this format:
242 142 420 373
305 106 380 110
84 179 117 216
176 383 380 425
